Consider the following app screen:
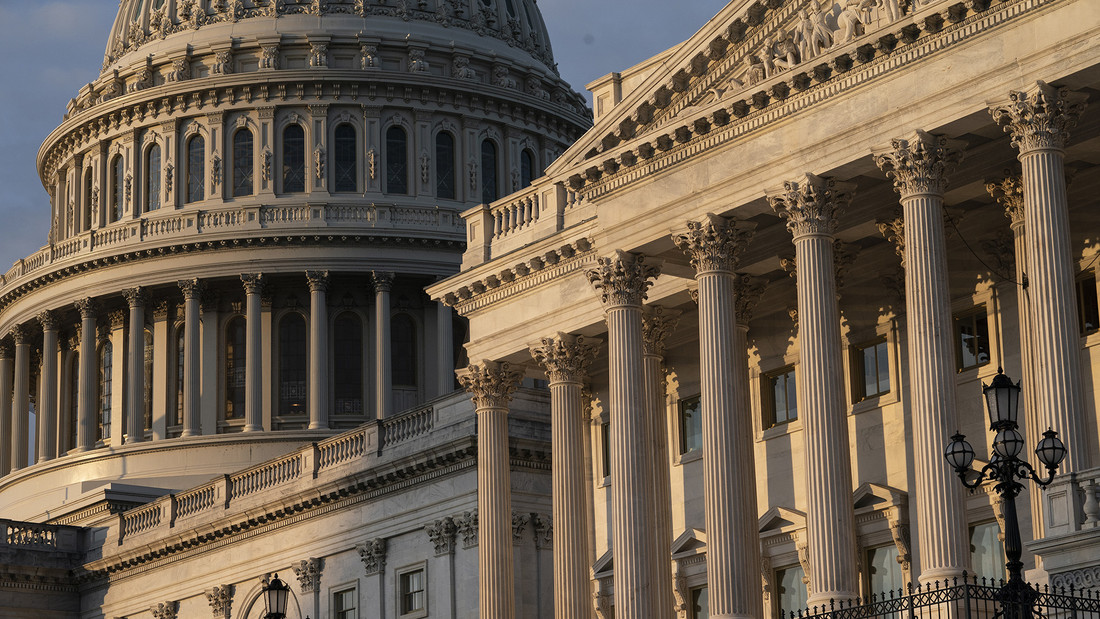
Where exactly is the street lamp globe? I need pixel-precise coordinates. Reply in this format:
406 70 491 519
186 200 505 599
993 428 1025 459
264 574 290 619
983 368 1021 429
945 433 975 472
1035 429 1068 471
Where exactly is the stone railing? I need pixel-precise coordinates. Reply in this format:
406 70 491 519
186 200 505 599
0 519 82 555
229 453 303 501
381 405 435 447
463 179 589 266
318 430 367 469
0 202 464 293
1043 467 1100 537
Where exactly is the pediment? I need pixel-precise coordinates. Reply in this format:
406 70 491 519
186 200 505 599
592 548 614 577
759 506 806 533
671 528 708 558
852 482 907 511
547 0 979 193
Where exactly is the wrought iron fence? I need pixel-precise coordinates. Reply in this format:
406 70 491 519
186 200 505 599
792 574 1100 619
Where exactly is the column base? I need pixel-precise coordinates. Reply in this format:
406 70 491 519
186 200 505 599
807 591 859 609
180 430 199 438
308 422 328 430
243 424 263 432
918 567 967 587
711 614 758 619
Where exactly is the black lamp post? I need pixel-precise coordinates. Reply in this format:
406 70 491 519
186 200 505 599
263 573 291 619
944 369 1067 619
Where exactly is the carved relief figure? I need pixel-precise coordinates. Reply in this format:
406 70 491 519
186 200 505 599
773 32 801 71
260 44 280 70
835 0 871 45
492 65 516 89
366 148 376 180
745 55 766 86
310 43 328 68
452 54 477 80
360 44 379 70
526 77 550 100
408 49 430 73
212 51 233 75
167 58 190 82
314 147 326 180
880 0 904 22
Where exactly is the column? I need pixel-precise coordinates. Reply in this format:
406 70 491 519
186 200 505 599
37 311 60 462
769 178 859 604
179 280 203 437
733 274 769 583
307 270 329 430
988 176 1045 536
585 251 662 619
372 271 394 419
458 360 524 619
641 306 680 617
1 341 13 475
530 334 599 619
241 273 264 432
991 82 1089 472
75 299 97 451
674 216 766 616
10 325 30 471
123 287 146 444
435 301 454 398
875 130 969 581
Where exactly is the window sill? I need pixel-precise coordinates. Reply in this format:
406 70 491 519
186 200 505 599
674 449 703 467
1084 330 1100 349
850 390 899 415
761 419 802 441
957 363 996 386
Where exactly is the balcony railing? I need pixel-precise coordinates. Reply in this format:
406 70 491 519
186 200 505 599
791 575 1100 619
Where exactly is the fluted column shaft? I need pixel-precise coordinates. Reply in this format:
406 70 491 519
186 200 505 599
642 307 678 618
180 280 203 437
876 131 969 581
586 251 661 619
460 361 523 619
242 274 263 432
125 288 146 444
373 272 394 419
0 345 13 475
11 328 30 471
992 83 1089 472
435 302 454 398
76 300 97 451
307 271 329 430
531 335 598 619
770 180 859 604
38 313 60 461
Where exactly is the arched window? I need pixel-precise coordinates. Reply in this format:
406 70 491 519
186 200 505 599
186 135 205 203
82 168 93 231
232 128 254 197
143 329 154 431
333 312 363 415
283 124 305 193
435 132 456 200
392 314 417 388
521 149 535 189
481 139 498 204
146 144 161 212
333 124 358 193
111 155 125 223
385 126 408 195
98 341 113 441
279 313 308 416
175 326 185 427
225 317 246 419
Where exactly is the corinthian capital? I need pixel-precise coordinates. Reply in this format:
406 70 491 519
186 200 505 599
985 173 1025 226
990 81 1086 153
9 324 29 345
642 306 681 357
240 273 264 295
178 278 204 300
75 297 97 320
372 271 395 293
671 214 755 274
530 333 599 384
585 251 661 308
459 360 524 410
767 173 854 238
874 130 964 197
733 274 769 324
123 286 147 307
306 270 330 293
37 310 59 331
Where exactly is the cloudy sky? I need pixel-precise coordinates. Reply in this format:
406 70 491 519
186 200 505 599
0 1 726 269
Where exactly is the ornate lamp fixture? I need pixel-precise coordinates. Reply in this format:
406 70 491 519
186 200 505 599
944 369 1067 618
263 574 290 619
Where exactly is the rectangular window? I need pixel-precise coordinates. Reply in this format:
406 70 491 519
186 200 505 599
954 307 990 371
333 587 356 619
400 568 426 615
865 545 904 597
689 585 709 619
763 366 797 428
852 339 890 402
969 521 1005 583
776 565 808 618
600 421 611 478
679 396 702 455
1077 270 1099 335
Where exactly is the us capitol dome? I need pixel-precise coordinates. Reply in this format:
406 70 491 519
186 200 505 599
0 0 586 567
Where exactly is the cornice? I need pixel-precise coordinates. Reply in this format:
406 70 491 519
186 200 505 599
566 0 1052 201
79 439 478 585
